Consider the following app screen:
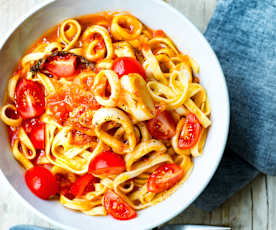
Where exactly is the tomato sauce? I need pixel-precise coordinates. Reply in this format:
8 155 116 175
47 80 100 132
153 29 165 38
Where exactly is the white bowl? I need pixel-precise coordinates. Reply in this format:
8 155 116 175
0 0 230 229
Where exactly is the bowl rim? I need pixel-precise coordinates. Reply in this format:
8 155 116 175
0 0 230 229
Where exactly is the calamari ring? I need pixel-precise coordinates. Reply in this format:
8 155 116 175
59 19 81 51
93 70 120 107
82 25 113 61
111 15 142 40
125 139 167 171
92 108 136 153
0 104 22 126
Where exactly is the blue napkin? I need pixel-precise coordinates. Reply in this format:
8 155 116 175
10 226 50 230
194 0 276 211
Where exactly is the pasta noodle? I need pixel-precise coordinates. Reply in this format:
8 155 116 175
0 12 211 220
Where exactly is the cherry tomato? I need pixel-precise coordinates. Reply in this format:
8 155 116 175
147 163 184 193
71 173 97 198
146 111 176 140
15 79 45 119
25 166 58 199
22 118 45 149
44 54 77 78
30 123 45 149
178 113 201 149
103 189 137 220
112 57 146 80
89 151 126 176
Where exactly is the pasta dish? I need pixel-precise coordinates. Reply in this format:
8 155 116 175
0 12 211 220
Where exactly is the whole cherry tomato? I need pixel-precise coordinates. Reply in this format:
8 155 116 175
89 151 126 175
25 166 58 199
89 151 125 176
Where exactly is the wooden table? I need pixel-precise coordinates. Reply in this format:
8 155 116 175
0 0 275 229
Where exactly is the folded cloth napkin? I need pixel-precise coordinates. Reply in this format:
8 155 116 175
194 0 276 211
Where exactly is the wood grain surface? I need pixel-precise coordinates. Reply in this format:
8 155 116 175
0 0 275 230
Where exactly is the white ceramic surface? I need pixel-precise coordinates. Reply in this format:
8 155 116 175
0 0 230 230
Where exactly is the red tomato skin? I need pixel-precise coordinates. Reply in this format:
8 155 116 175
71 173 96 197
103 189 137 220
15 79 45 119
30 123 45 149
22 118 45 149
147 163 184 193
146 111 176 140
112 57 146 80
25 166 58 199
44 54 77 78
89 151 125 176
178 113 201 149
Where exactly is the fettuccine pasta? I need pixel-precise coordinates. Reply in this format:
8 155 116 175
0 11 211 221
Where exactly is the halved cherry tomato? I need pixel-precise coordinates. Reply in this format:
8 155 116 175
22 118 45 149
44 54 77 78
25 166 58 199
178 113 201 149
147 163 184 193
103 189 137 220
89 151 125 176
15 79 45 119
71 173 97 198
146 111 176 140
112 57 146 80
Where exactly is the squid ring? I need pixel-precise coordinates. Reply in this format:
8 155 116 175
59 19 81 51
111 15 142 40
92 108 136 153
0 104 22 127
82 25 113 61
93 70 120 107
125 139 167 171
